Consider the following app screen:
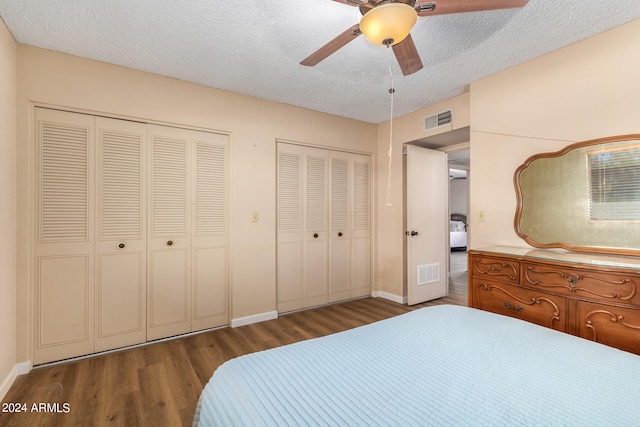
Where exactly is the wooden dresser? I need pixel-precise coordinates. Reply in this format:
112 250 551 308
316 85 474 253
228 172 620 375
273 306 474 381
468 246 640 355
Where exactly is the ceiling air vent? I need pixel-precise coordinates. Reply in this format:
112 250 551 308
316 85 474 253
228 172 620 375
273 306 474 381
424 110 452 132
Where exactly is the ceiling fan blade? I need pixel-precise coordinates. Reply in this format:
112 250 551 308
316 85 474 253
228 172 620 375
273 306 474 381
300 24 362 67
392 34 423 76
331 0 369 6
416 0 528 16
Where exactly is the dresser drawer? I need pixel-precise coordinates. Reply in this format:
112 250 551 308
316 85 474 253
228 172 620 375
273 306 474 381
577 301 640 355
522 262 640 305
470 255 520 285
471 278 566 331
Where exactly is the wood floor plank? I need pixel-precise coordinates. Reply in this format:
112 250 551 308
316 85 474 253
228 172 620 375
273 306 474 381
1 266 468 426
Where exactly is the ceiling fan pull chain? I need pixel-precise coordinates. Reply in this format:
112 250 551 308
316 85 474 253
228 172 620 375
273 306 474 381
386 66 395 206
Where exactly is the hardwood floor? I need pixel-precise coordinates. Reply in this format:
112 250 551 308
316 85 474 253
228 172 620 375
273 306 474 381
1 268 467 427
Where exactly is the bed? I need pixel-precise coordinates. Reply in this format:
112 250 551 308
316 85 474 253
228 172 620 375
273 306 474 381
450 213 467 250
193 305 640 426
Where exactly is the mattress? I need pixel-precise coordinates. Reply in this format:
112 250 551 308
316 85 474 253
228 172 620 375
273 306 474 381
450 230 467 248
194 305 640 426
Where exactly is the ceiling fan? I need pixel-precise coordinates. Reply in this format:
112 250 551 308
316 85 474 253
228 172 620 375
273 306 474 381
301 0 529 76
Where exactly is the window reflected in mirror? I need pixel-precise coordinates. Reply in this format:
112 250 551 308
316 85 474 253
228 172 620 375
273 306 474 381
587 144 640 221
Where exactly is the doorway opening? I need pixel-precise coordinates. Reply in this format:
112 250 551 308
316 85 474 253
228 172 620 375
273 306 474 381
403 126 470 305
447 148 469 304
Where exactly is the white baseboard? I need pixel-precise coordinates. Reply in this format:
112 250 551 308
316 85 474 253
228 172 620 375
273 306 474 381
16 361 32 375
231 310 278 328
372 290 407 304
0 361 32 402
0 366 17 403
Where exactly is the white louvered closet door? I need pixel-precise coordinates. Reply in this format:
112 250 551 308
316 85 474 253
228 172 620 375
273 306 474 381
329 155 350 302
277 143 370 312
351 155 372 298
276 143 329 312
147 125 229 340
33 109 229 363
329 151 372 302
304 151 329 308
191 130 229 332
276 149 304 312
34 108 95 364
147 125 191 340
95 117 147 352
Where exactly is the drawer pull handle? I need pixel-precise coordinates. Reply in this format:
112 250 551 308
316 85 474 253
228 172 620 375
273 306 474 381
504 301 524 312
488 265 503 272
567 276 577 289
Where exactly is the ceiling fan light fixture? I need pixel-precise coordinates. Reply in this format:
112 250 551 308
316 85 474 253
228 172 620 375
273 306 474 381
359 3 417 47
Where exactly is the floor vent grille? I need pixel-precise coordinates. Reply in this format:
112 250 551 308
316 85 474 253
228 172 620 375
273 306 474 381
418 263 440 285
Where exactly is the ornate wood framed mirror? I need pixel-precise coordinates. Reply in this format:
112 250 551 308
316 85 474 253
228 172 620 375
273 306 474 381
514 134 640 256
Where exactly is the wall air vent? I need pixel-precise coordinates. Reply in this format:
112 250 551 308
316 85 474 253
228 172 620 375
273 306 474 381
424 110 452 132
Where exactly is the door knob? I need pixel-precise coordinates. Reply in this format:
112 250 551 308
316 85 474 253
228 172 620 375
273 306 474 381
167 240 173 246
117 242 126 249
313 233 319 238
338 232 343 237
405 230 419 236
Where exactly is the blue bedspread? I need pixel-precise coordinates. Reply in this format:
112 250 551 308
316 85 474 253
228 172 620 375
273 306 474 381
194 305 640 426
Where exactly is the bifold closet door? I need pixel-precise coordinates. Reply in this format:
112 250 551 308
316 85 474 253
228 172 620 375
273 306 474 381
328 152 371 303
190 130 229 332
276 144 329 312
34 109 148 363
350 156 372 298
95 117 147 352
33 109 229 363
148 125 191 340
277 143 370 313
34 108 95 364
147 125 229 341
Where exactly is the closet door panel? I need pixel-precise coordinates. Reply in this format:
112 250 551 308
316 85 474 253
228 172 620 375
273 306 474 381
329 237 350 302
95 252 145 350
304 234 328 307
277 239 303 312
192 246 228 330
148 248 190 338
95 117 146 351
352 235 371 297
148 125 191 340
191 131 229 331
329 156 350 302
303 153 329 308
277 149 304 312
351 157 371 297
34 108 94 365
36 255 92 363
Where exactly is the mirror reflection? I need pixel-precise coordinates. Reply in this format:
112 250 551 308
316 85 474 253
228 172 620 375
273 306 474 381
514 135 640 256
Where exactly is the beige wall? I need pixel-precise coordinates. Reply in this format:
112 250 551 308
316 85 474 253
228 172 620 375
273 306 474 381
469 19 640 249
0 18 17 399
15 45 377 362
376 93 470 298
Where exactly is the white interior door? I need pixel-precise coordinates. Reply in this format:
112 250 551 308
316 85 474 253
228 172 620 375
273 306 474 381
405 144 449 305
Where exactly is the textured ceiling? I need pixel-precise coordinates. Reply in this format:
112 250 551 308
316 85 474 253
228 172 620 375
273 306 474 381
1 0 640 123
